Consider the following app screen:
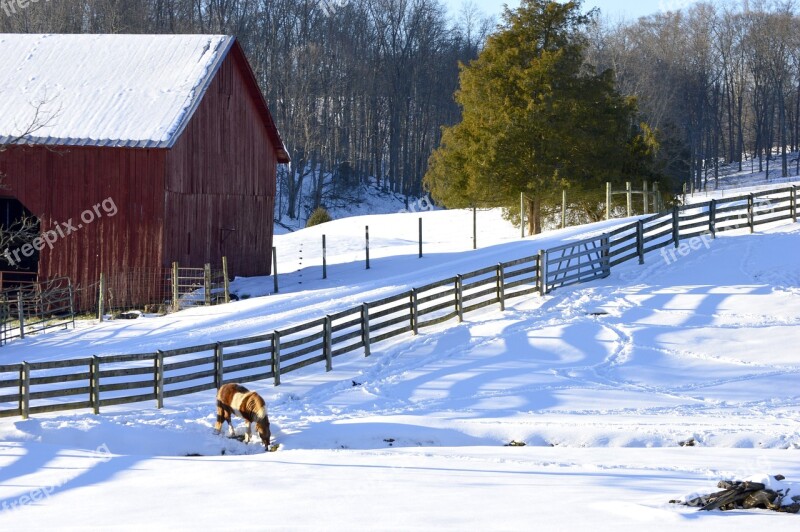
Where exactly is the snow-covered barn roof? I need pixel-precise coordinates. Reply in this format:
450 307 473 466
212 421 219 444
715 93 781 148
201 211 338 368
0 33 286 155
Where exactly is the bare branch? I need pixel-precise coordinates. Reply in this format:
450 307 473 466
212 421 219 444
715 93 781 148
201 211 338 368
1 95 61 150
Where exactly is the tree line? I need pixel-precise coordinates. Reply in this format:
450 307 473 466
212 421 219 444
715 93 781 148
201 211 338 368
0 0 493 221
590 1 800 191
4 0 800 227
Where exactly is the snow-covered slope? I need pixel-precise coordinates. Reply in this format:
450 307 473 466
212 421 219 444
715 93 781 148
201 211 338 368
0 202 798 529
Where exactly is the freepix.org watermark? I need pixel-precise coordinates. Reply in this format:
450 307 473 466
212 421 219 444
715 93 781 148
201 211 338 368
398 194 435 214
319 0 347 16
1 0 51 17
660 197 775 266
3 197 118 267
658 0 695 13
1 443 112 513
661 231 714 265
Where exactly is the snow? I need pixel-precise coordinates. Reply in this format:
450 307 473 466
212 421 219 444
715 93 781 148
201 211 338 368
1 201 799 528
0 34 230 147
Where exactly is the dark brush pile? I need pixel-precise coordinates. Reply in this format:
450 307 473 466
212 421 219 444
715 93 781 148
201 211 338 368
671 475 800 513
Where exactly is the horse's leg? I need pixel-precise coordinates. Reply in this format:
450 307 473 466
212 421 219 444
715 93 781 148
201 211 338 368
217 404 235 437
226 409 235 437
244 421 252 443
214 401 224 434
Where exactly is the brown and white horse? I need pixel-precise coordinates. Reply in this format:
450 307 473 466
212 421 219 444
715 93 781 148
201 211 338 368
214 383 271 449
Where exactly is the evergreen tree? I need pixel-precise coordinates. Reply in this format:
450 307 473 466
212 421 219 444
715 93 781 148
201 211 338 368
424 0 657 233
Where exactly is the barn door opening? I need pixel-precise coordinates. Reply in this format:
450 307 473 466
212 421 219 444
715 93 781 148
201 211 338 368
0 197 40 287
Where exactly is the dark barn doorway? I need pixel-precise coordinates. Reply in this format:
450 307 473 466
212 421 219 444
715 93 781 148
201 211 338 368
0 196 40 282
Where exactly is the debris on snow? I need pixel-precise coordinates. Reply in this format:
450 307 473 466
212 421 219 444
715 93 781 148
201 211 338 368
672 474 800 513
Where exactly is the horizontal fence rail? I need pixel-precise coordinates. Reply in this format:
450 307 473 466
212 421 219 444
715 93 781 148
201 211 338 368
0 185 796 419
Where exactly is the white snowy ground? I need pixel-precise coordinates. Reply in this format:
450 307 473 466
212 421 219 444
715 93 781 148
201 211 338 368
1 206 799 529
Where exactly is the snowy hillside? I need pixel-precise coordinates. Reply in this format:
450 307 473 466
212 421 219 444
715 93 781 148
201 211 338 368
0 191 798 528
274 177 432 233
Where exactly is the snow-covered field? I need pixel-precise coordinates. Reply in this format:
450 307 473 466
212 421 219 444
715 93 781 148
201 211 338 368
1 195 799 529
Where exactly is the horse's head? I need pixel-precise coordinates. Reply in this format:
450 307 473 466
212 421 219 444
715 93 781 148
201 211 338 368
256 417 271 450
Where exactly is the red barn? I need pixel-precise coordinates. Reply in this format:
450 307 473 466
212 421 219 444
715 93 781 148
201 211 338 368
0 34 289 304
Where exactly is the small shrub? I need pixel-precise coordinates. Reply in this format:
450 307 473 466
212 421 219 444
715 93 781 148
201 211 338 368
306 207 333 227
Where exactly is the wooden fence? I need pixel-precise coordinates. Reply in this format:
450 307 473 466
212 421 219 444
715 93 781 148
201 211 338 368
170 261 230 310
0 259 232 341
0 277 74 346
0 185 796 419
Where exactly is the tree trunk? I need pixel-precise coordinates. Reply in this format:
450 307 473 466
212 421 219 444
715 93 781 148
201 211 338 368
526 196 542 235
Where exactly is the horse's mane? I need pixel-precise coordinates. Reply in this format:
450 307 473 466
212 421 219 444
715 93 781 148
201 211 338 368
244 392 268 424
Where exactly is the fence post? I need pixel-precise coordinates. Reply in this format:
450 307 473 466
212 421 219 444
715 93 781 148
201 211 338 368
272 247 279 294
91 356 100 415
98 273 105 322
709 199 717 238
172 262 179 312
17 290 24 340
538 249 548 296
222 257 231 304
324 316 332 372
322 235 327 280
411 289 418 335
606 182 611 220
214 343 224 389
562 189 567 229
1 294 6 347
20 362 30 420
601 236 611 277
654 181 662 212
365 226 370 270
361 303 371 357
672 206 680 248
626 181 632 217
37 284 44 330
155 351 164 409
68 280 76 330
791 185 797 222
456 275 464 323
747 193 754 233
204 263 212 306
521 192 526 237
497 263 506 312
272 331 282 386
419 218 423 258
636 220 645 265
642 181 648 215
473 206 477 250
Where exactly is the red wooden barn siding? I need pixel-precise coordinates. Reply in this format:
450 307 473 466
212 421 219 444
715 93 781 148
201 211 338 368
164 43 278 277
0 145 166 293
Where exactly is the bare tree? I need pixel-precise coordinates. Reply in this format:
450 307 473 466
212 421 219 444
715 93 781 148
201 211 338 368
0 100 58 268
592 1 800 192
